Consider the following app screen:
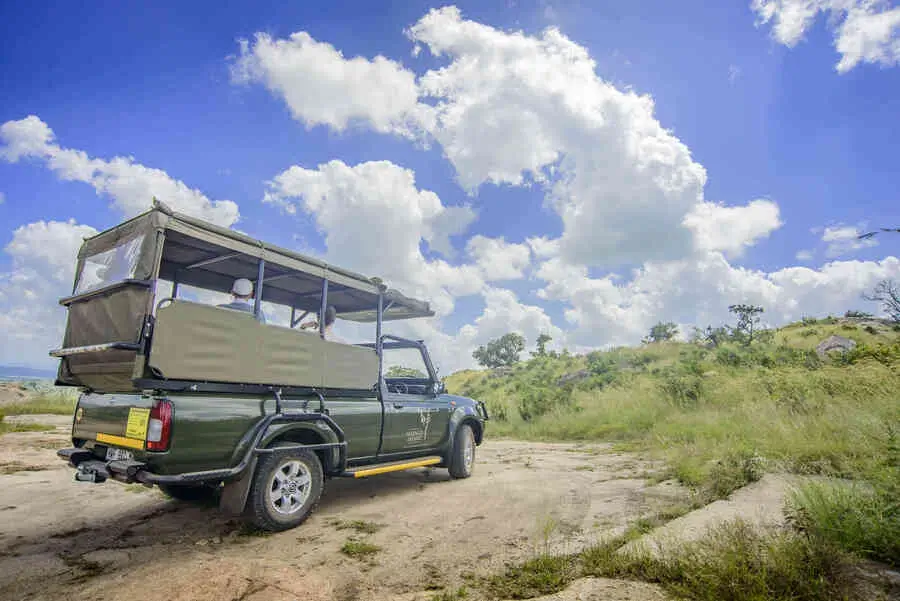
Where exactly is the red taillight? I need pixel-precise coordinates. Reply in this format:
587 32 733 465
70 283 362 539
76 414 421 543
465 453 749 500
146 399 172 452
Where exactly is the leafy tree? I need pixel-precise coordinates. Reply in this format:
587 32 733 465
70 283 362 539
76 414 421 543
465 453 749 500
863 279 900 323
691 325 732 347
385 365 426 378
533 333 552 357
643 321 678 344
728 304 765 346
472 333 526 368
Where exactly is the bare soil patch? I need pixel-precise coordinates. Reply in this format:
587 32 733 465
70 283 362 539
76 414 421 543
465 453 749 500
0 427 687 601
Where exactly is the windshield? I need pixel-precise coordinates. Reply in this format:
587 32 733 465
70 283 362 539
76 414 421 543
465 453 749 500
74 234 146 295
383 347 430 379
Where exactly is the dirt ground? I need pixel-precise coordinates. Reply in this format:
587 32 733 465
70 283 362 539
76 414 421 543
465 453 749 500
0 415 690 601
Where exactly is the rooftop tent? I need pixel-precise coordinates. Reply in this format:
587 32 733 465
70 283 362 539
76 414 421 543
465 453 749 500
73 201 434 321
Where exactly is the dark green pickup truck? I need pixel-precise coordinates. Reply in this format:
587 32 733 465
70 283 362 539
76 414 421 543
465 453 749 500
53 202 487 531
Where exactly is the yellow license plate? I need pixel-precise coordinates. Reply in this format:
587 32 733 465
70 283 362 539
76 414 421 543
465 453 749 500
125 407 151 439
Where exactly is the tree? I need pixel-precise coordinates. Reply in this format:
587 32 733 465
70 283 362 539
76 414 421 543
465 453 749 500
643 321 678 344
863 279 900 323
691 325 731 348
728 304 764 345
472 333 526 368
385 365 426 378
533 333 552 357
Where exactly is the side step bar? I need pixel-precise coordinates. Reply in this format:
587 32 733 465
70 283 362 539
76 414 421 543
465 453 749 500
342 456 442 479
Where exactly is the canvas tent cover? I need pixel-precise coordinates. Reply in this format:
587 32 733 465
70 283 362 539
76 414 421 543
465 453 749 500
72 201 434 321
55 201 433 392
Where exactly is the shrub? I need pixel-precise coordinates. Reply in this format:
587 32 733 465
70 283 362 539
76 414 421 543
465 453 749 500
517 385 574 422
658 373 703 408
844 342 900 366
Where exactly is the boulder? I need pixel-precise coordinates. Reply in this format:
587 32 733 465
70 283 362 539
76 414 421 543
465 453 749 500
816 335 857 359
556 369 591 386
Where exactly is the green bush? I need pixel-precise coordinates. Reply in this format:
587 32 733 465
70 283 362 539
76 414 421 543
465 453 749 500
517 385 573 422
658 373 703 408
844 342 900 366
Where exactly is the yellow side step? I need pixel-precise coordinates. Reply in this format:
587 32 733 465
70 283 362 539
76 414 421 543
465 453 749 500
347 456 442 478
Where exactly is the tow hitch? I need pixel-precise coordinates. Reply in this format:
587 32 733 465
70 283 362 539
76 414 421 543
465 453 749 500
75 465 107 483
75 461 109 483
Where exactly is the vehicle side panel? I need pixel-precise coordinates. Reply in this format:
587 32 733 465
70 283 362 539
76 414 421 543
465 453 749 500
380 392 451 454
279 395 382 460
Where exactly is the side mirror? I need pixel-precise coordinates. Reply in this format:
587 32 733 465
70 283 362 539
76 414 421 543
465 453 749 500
433 381 446 395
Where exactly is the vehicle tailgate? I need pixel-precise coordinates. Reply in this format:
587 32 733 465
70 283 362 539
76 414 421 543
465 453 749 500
73 392 153 452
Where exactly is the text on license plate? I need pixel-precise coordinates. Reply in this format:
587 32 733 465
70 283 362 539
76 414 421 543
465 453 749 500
106 447 134 461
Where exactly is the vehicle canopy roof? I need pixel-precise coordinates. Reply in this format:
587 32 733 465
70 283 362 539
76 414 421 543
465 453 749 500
74 200 433 322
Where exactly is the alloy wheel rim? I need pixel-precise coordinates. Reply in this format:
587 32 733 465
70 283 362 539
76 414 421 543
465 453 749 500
268 459 312 515
463 432 475 469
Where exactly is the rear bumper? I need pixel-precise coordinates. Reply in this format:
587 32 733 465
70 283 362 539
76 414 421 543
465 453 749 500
57 448 225 485
58 439 346 485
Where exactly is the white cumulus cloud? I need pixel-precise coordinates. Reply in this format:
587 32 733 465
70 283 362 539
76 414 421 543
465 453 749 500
231 33 424 135
466 235 531 280
0 220 97 367
752 0 900 72
821 224 879 257
683 199 782 257
0 115 239 227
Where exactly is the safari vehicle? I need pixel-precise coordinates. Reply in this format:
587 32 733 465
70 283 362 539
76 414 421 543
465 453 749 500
53 200 487 531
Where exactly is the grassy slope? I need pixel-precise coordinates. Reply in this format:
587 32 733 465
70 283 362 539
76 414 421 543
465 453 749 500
446 318 900 572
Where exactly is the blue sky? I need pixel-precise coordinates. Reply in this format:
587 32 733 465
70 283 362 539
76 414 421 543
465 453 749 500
1 0 898 371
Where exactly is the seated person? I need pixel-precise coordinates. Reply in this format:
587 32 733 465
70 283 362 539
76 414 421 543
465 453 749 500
299 305 345 342
218 278 267 323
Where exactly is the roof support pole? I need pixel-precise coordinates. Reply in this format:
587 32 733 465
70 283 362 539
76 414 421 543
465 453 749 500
376 291 383 361
319 278 329 337
254 258 265 320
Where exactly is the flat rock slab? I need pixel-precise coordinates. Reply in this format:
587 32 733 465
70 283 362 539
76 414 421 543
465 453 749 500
621 474 802 557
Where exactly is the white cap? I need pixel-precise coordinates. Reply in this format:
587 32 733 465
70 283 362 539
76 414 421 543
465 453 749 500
231 278 253 297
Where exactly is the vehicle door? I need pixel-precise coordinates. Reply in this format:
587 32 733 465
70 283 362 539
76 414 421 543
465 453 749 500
380 346 451 455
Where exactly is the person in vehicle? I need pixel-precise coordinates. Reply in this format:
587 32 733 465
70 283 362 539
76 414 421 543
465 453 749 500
300 305 344 342
218 278 266 323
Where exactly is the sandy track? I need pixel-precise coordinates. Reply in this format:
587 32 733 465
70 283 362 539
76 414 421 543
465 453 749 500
0 418 683 601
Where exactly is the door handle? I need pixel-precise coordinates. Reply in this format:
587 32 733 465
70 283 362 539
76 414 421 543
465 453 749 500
393 403 404 409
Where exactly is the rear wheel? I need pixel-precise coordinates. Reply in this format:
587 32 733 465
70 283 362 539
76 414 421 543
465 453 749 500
158 483 220 505
245 448 323 531
448 423 476 479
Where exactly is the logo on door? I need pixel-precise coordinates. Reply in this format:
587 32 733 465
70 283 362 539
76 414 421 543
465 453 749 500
405 407 435 445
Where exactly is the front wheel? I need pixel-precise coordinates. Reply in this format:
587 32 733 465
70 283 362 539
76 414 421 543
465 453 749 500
245 448 324 531
448 423 476 479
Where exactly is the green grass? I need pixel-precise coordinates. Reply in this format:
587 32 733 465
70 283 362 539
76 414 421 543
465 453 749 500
788 481 900 567
1 392 77 416
429 587 468 601
482 519 861 601
331 519 384 534
447 318 900 571
0 416 56 435
340 538 381 558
